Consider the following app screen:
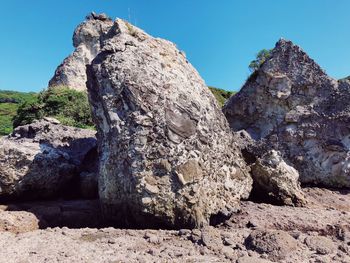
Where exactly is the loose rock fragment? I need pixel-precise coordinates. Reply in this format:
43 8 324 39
305 236 337 255
245 230 298 261
251 150 306 206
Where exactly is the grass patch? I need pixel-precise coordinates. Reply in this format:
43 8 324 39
208 86 236 107
12 87 94 130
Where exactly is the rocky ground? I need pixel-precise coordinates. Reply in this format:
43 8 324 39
1 13 350 263
0 187 348 263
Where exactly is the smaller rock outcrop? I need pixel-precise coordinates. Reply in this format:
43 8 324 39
0 119 97 200
304 236 336 255
251 150 305 206
224 39 350 188
49 13 114 91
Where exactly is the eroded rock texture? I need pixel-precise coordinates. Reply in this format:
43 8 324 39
87 19 252 228
49 13 114 91
224 39 350 188
251 150 305 206
0 119 97 199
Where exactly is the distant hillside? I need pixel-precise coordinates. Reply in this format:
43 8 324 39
0 90 38 135
208 86 236 106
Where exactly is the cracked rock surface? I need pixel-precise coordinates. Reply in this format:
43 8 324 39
224 39 350 188
86 17 252 228
0 119 97 199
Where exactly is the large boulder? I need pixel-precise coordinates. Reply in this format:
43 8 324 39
87 18 252 228
0 119 97 199
49 13 114 91
224 39 350 188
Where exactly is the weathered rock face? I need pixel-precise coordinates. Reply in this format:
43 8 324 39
49 13 114 91
87 18 252 228
251 150 305 206
224 39 350 188
0 119 97 199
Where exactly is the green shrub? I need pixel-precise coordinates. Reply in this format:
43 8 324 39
0 103 19 135
12 101 43 128
13 87 94 130
208 86 235 106
249 49 272 72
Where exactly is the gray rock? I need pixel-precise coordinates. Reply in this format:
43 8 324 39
245 230 298 261
0 119 97 199
49 13 113 91
224 39 350 188
86 18 252 228
0 211 40 233
237 256 272 263
200 226 223 250
305 236 337 255
251 150 306 206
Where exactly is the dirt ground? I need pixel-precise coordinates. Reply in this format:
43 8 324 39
0 187 349 263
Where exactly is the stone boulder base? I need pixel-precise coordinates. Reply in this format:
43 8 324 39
87 18 252 228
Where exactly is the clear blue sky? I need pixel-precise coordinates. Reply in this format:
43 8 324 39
1 0 349 92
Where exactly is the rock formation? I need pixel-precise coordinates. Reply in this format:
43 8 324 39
251 150 305 206
48 13 114 91
86 18 252 228
224 39 350 188
245 230 298 261
0 119 97 199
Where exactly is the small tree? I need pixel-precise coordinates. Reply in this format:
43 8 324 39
13 101 44 128
249 49 272 72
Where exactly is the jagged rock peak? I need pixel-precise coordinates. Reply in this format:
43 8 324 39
223 38 350 188
263 38 330 83
49 13 114 91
